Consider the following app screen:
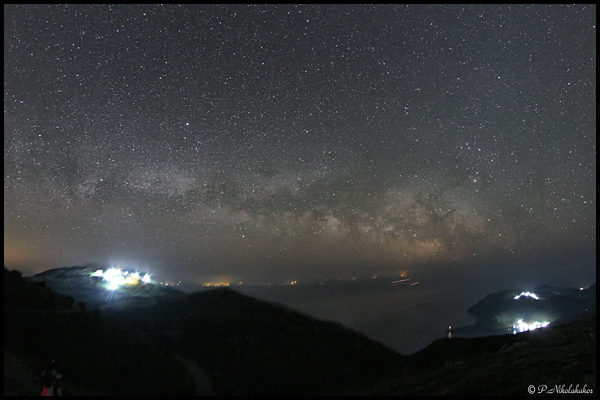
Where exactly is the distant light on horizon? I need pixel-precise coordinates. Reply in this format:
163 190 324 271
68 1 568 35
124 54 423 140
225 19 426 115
202 282 230 287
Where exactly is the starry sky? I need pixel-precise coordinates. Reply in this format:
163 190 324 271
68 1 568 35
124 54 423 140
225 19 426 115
4 5 596 285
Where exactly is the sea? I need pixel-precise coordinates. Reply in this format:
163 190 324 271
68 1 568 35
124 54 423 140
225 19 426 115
178 253 596 356
233 276 478 355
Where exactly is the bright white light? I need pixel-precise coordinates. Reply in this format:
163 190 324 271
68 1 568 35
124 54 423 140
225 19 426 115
514 291 539 300
104 268 121 282
93 267 150 289
113 275 125 285
512 319 550 334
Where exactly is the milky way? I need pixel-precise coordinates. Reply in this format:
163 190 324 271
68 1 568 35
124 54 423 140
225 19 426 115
4 5 596 283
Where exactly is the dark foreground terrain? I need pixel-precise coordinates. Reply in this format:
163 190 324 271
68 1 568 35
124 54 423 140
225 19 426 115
362 315 596 395
4 267 596 395
4 268 193 396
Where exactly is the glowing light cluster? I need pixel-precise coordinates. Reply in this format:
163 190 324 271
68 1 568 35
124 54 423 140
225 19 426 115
512 319 550 334
201 282 230 287
91 268 151 290
513 291 539 300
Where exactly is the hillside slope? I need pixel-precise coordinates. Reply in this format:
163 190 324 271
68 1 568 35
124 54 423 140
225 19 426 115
4 268 193 396
104 287 406 395
8 266 595 395
7 267 406 395
360 315 596 396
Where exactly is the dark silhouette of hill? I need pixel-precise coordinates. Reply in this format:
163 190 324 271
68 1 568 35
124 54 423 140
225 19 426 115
359 315 596 395
5 266 596 395
4 267 194 395
465 284 596 332
355 283 596 395
102 286 406 395
26 265 185 310
6 267 406 395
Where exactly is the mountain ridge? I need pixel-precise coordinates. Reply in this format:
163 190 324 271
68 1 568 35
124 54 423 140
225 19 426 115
5 266 596 395
5 267 405 395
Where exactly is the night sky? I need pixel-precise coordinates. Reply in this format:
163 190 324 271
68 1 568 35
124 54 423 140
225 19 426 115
4 5 596 286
